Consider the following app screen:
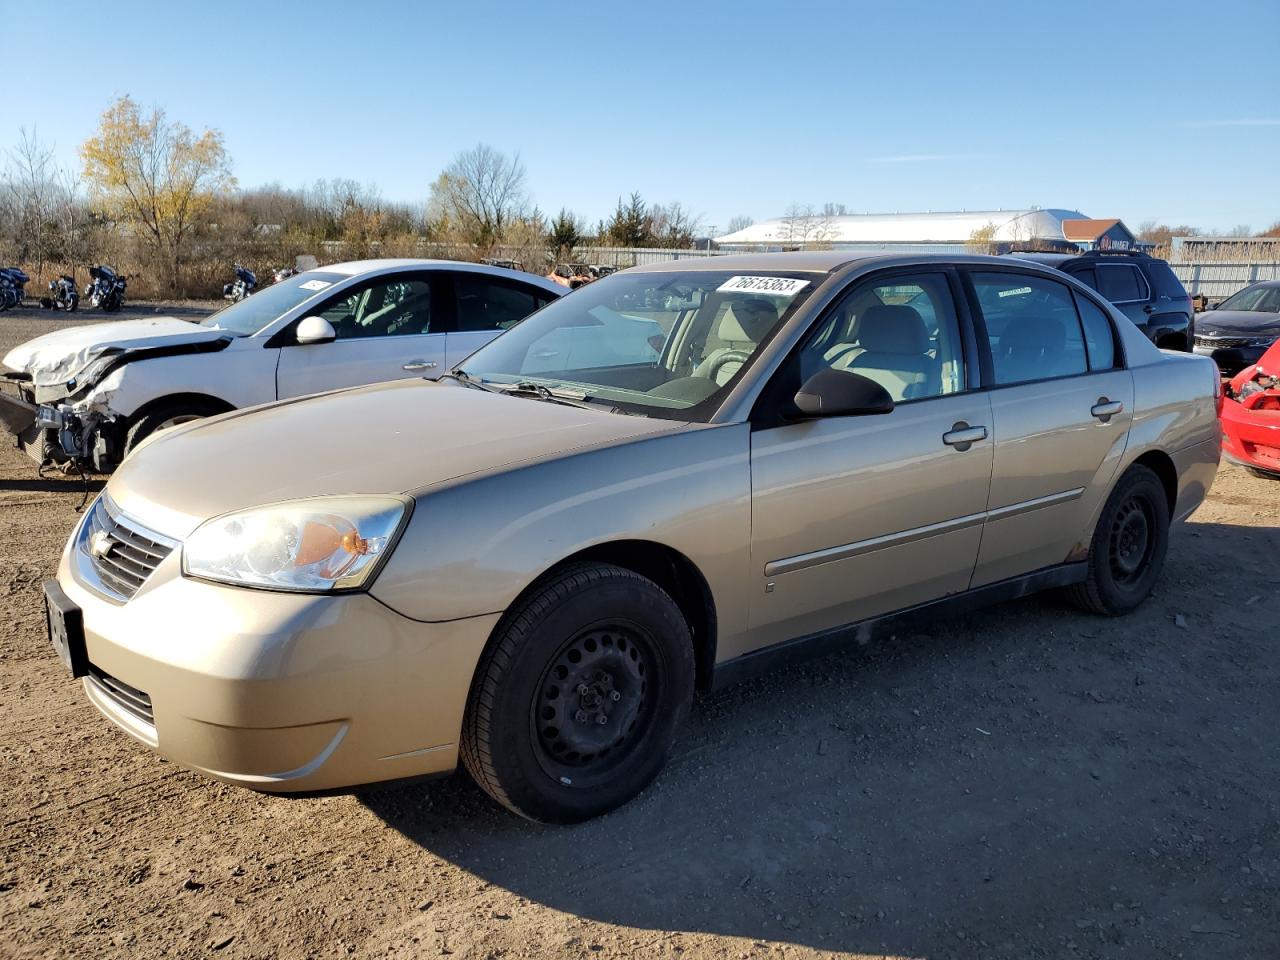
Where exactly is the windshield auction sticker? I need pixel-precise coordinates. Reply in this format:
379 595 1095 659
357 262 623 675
717 276 810 296
298 279 332 291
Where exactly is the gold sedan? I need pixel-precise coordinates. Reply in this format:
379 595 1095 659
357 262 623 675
46 252 1221 822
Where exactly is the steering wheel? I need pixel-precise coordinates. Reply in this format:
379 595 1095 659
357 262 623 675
706 350 752 384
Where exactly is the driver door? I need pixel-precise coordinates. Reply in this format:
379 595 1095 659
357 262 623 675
275 273 447 398
743 270 994 655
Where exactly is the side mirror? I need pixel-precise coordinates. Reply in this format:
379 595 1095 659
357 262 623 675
295 316 336 345
791 368 895 419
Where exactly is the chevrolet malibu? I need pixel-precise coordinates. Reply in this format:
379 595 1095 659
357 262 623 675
46 252 1221 822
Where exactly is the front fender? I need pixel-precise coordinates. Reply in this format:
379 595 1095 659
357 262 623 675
369 423 753 645
72 344 278 419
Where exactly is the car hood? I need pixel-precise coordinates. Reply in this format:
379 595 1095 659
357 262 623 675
2 317 225 388
107 378 686 538
1195 310 1280 336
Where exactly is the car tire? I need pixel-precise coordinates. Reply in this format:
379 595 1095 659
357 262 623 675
1066 464 1170 616
123 400 224 457
461 562 695 823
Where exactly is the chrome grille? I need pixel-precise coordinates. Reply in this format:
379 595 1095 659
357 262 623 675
78 497 176 601
86 664 154 725
1195 335 1257 349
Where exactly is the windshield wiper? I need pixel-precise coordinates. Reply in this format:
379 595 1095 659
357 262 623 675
445 370 602 410
497 381 600 410
439 369 503 393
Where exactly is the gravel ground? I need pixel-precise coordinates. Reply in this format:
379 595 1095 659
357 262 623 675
1 306 1278 959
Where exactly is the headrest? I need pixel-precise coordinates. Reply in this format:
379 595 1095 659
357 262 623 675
858 304 928 354
717 297 778 343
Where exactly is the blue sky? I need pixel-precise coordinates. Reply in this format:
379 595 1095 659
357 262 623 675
5 0 1278 235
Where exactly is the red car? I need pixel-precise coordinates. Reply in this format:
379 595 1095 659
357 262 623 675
1221 339 1280 479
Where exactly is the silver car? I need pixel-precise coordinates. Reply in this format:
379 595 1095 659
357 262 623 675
45 252 1221 822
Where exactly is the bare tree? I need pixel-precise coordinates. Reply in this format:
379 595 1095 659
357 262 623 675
3 128 60 282
428 144 529 249
725 214 754 235
778 203 818 246
649 201 702 248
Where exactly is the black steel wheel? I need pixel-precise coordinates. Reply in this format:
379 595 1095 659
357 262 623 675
531 623 657 783
1068 464 1170 616
462 562 694 823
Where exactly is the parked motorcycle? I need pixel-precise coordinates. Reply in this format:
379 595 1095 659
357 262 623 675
43 275 79 312
223 263 257 302
0 267 29 311
84 265 126 312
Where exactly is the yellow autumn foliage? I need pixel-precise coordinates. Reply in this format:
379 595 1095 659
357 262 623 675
80 95 234 291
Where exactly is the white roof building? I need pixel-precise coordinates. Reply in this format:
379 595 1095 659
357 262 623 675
715 207 1087 253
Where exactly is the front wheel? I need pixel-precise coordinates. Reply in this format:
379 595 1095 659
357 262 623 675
123 400 225 458
1066 464 1170 616
461 562 695 823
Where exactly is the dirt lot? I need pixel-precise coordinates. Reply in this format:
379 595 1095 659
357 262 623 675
0 307 1277 960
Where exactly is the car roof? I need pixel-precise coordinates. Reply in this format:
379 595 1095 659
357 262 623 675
1005 252 1075 266
315 259 564 294
625 250 1086 276
627 251 866 274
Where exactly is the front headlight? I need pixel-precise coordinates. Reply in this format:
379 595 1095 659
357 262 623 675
182 496 409 592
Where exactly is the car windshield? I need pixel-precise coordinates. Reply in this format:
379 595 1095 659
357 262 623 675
457 269 820 421
1218 285 1280 313
199 271 346 336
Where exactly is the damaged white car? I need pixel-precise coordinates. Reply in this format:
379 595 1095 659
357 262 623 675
0 260 563 471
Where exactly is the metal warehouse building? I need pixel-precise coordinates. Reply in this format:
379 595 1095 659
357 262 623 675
714 207 1091 254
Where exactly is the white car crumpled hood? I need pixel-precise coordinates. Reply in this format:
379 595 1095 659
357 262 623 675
2 317 227 388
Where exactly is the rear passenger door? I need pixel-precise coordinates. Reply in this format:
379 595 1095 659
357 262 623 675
444 273 557 370
964 270 1134 587
1094 262 1151 329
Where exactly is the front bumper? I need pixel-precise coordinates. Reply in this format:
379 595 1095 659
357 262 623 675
1193 342 1269 375
56 530 500 792
1221 397 1280 478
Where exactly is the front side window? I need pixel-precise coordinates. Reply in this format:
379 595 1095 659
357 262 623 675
313 277 433 339
200 271 346 336
971 272 1088 385
458 270 819 420
456 275 540 331
1096 264 1147 303
786 273 965 403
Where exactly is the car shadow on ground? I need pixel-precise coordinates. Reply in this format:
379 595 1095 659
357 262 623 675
361 521 1280 957
0 476 105 494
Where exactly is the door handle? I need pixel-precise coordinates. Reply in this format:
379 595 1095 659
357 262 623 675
531 350 560 359
402 360 438 371
1143 305 1154 314
1091 398 1124 422
942 421 987 451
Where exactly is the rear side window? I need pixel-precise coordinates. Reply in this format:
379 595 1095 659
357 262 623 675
970 272 1088 385
1147 260 1190 300
1073 294 1117 370
456 275 540 332
1096 264 1148 303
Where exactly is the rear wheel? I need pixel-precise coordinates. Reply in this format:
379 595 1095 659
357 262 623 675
1067 464 1170 615
461 562 695 823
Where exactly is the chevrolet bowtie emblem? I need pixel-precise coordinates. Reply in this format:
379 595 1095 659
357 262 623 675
89 530 115 560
